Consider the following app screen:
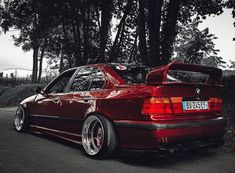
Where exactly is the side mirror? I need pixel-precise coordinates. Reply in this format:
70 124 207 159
34 86 43 94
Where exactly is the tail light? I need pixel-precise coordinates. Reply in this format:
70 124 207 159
142 97 172 115
142 97 222 118
210 97 222 112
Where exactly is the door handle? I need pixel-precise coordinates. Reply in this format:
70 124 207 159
53 99 60 104
83 96 91 102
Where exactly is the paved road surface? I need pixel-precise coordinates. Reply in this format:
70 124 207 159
0 111 234 173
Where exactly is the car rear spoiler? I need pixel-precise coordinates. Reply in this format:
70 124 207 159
146 62 222 85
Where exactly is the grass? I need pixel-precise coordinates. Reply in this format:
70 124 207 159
0 84 44 107
222 75 235 152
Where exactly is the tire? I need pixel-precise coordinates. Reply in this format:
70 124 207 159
14 106 29 132
82 115 118 158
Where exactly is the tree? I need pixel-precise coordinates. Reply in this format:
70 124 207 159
225 0 235 40
138 0 147 64
173 19 225 68
161 0 182 65
0 3 3 34
144 0 163 66
229 60 235 69
0 0 228 77
160 0 224 66
1 0 56 83
109 0 134 62
98 0 114 62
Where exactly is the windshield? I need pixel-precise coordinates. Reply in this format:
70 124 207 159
110 64 152 84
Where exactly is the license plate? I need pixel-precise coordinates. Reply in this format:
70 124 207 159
182 101 208 110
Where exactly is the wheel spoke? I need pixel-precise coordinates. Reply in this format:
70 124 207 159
14 107 25 131
82 116 104 156
91 138 99 152
94 137 102 147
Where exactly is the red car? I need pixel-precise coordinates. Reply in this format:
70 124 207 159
14 62 226 158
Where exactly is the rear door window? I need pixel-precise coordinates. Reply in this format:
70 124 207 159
69 67 105 92
89 71 105 90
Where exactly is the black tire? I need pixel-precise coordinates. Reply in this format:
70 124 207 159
14 106 29 132
82 115 118 158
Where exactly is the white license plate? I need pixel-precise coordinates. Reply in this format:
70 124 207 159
182 101 208 110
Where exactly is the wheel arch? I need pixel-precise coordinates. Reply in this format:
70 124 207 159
14 104 30 132
84 111 121 148
18 103 29 117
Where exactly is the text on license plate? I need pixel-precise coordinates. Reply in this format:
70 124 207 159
182 101 208 110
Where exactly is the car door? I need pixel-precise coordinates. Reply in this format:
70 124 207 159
29 69 77 130
59 66 106 136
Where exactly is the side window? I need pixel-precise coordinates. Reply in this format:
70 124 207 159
90 71 105 90
47 70 75 93
70 67 95 92
70 67 105 92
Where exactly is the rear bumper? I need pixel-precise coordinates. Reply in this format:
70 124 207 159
114 117 226 150
158 136 224 153
114 117 226 130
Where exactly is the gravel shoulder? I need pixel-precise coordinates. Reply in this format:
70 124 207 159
0 107 17 113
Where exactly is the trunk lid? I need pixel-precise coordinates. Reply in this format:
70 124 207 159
144 63 223 119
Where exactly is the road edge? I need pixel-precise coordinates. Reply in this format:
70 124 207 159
0 107 17 113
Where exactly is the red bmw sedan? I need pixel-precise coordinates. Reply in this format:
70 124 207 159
14 62 226 158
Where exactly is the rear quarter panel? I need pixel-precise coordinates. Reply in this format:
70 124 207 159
87 85 154 121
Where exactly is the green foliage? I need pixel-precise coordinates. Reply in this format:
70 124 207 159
0 84 45 107
173 19 226 68
225 0 235 41
111 0 138 63
179 0 224 23
229 60 235 69
226 0 235 18
0 3 3 34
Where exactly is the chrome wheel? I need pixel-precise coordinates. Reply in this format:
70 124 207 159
82 116 104 156
14 106 25 131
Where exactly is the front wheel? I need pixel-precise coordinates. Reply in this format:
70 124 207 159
14 106 28 132
82 115 118 158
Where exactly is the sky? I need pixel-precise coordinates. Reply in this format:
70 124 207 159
0 9 235 72
0 30 32 71
199 9 235 67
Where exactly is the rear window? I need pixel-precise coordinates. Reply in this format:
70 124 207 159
166 70 210 84
110 64 152 84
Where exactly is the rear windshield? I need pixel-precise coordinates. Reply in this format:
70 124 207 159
166 70 210 84
110 64 152 84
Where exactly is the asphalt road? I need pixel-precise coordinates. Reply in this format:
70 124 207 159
0 111 235 173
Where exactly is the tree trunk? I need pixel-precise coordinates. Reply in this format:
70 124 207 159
31 11 39 83
98 0 114 63
128 31 138 63
72 22 81 66
59 52 64 73
116 19 126 55
109 0 132 62
83 6 91 64
147 0 163 66
161 0 181 65
37 46 45 83
138 0 147 65
32 45 39 83
61 22 73 68
95 5 101 31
